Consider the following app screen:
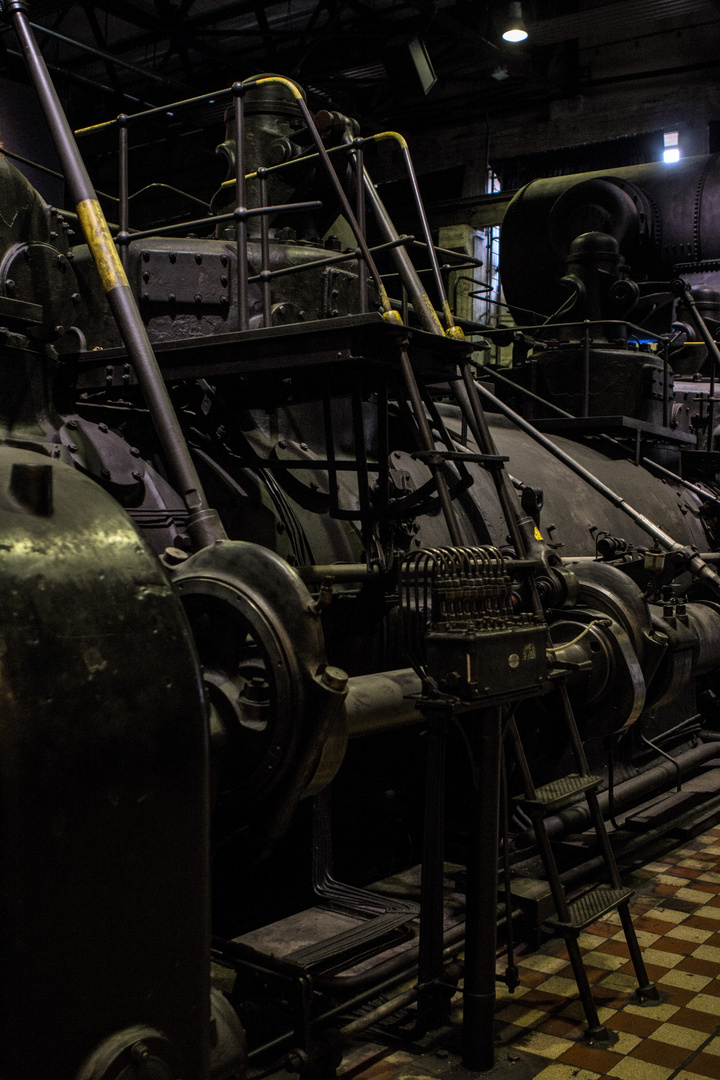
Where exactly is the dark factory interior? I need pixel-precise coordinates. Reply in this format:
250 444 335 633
3 2 720 1079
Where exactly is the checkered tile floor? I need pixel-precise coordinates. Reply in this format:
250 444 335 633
339 824 720 1080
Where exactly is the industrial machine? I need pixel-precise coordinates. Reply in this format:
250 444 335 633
4 6 720 1079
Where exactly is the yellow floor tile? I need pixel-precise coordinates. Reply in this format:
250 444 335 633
614 928 660 947
533 1064 601 1080
599 971 641 993
559 1000 616 1024
692 943 720 963
612 1031 643 1055
516 1030 575 1059
607 1058 672 1079
673 1074 720 1080
689 905 720 921
494 1003 549 1027
580 950 629 971
705 1035 720 1056
638 947 685 968
624 1001 680 1021
676 886 720 904
539 975 585 997
681 992 720 1015
641 907 689 924
516 953 569 974
658 874 690 886
659 968 714 993
665 925 714 944
578 932 610 949
650 1022 709 1050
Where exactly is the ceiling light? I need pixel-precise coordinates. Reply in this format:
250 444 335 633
502 2 528 43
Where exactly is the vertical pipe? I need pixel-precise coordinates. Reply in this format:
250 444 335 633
117 115 129 269
583 321 590 418
462 706 502 1072
351 377 373 553
233 83 249 331
259 168 271 327
355 141 368 314
377 379 390 545
417 715 448 1031
322 391 339 513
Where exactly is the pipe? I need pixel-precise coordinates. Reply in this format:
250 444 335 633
346 670 423 737
338 986 418 1039
297 564 382 583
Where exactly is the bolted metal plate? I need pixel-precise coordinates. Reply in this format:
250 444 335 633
137 247 231 306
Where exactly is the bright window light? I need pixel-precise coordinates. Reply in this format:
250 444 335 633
663 131 680 163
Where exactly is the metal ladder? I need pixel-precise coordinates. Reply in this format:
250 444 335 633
507 681 661 1041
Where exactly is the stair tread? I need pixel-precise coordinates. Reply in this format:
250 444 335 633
546 885 634 934
517 773 601 809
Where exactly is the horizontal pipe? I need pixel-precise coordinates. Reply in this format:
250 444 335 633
338 986 418 1039
297 564 382 583
346 670 423 738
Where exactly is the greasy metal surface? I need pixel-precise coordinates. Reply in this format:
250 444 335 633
488 415 708 556
0 448 209 1080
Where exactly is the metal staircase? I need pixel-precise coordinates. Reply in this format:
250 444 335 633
507 681 661 1041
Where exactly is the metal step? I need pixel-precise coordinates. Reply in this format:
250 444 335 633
515 773 601 812
545 885 634 936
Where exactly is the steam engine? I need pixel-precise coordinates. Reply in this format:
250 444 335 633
4 31 720 1080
